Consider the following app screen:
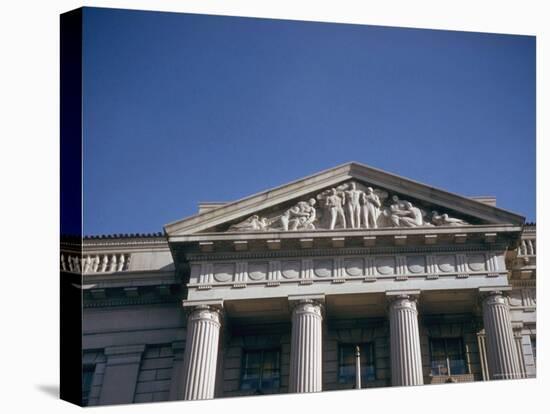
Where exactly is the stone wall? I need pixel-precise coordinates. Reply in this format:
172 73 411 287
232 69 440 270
83 350 106 406
518 326 536 378
134 344 174 403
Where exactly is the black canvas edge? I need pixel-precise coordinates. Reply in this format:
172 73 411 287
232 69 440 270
60 7 84 407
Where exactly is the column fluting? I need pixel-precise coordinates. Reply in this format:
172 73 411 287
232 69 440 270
289 299 323 393
181 305 222 400
482 291 521 380
388 294 424 386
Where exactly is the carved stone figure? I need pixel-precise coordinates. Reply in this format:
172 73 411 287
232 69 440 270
401 202 424 227
228 215 268 232
281 199 317 231
361 187 382 229
386 196 409 227
223 184 471 232
343 182 363 229
325 188 347 230
388 198 423 227
431 211 469 226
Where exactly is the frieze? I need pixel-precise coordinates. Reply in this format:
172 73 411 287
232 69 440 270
188 251 505 289
225 181 470 233
281 261 301 279
248 262 268 281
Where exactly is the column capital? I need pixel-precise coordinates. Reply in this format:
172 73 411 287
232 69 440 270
479 286 512 306
288 294 325 315
386 290 421 311
182 299 224 328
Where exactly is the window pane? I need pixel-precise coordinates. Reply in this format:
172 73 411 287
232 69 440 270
244 351 262 369
449 358 466 375
361 343 375 382
241 350 262 390
262 350 280 371
241 349 280 391
445 338 462 356
431 339 446 357
339 343 376 384
431 359 449 376
338 344 355 383
430 337 466 376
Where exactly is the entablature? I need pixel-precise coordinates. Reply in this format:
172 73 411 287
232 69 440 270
169 224 522 261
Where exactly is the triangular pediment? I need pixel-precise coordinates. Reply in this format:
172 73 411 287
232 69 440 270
164 162 524 236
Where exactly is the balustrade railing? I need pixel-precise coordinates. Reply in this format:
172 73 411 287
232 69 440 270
518 239 536 257
61 253 131 273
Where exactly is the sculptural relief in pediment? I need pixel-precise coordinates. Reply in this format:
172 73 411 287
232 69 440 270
225 181 470 233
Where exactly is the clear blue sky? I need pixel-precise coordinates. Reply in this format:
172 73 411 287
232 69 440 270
82 7 535 235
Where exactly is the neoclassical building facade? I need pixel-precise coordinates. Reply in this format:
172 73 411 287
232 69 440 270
62 163 536 405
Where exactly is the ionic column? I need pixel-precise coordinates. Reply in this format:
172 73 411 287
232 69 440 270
481 290 521 380
181 303 222 400
289 296 323 393
387 292 423 386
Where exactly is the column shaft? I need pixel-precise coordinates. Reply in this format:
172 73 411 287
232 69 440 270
388 295 423 386
482 292 521 380
289 300 323 393
181 305 221 400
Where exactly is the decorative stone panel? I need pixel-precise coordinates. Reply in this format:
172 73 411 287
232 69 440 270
189 251 507 291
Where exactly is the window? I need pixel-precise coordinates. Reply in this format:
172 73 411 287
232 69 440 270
338 343 375 385
531 337 536 363
240 349 280 392
430 338 467 376
82 365 95 406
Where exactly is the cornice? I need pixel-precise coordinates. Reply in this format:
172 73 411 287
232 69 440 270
182 243 508 262
169 224 522 244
